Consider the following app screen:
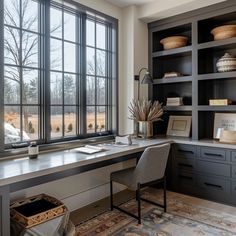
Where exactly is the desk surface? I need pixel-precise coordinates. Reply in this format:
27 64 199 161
1 136 236 187
0 138 171 187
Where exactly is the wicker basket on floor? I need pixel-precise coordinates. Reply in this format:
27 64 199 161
10 194 67 228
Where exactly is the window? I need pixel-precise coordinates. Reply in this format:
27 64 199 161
0 0 117 150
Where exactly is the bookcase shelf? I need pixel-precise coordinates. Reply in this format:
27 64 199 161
149 1 236 140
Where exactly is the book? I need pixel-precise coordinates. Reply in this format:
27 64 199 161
209 99 232 106
166 97 183 106
73 145 108 154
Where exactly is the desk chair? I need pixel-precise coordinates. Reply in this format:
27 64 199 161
110 143 170 224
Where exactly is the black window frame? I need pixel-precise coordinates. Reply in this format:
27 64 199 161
0 0 118 152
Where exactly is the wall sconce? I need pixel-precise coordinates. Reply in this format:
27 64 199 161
134 68 153 100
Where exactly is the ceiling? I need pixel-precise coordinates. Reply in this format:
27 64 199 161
105 0 156 7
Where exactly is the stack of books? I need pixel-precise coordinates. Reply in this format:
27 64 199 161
166 97 183 106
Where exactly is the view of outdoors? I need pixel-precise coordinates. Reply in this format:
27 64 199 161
4 0 109 144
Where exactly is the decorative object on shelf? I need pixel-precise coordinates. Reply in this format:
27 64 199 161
216 53 236 72
166 97 183 106
211 24 236 40
167 115 192 137
115 135 132 145
213 113 236 139
28 141 39 159
209 99 232 106
215 127 224 139
219 129 236 144
160 36 188 50
163 71 183 78
128 99 163 138
134 67 153 100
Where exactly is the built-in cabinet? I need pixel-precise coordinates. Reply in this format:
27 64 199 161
171 144 236 205
149 1 236 205
149 1 236 141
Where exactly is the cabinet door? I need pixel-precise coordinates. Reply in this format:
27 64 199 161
232 181 236 196
231 152 236 163
174 144 196 159
200 147 227 162
197 175 230 195
232 165 236 179
196 160 230 177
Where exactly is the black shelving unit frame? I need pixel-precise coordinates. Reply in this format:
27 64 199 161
148 1 236 140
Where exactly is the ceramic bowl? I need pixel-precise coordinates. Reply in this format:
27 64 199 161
211 25 236 40
160 36 188 50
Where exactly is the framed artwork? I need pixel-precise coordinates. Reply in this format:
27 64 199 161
213 113 236 139
167 116 192 137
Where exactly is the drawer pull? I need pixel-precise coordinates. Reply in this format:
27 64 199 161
204 153 223 157
178 163 193 168
204 182 222 189
179 175 193 180
178 149 194 154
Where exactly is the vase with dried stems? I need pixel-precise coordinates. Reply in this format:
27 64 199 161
128 99 163 138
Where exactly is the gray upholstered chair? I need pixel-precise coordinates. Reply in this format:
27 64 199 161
110 143 170 224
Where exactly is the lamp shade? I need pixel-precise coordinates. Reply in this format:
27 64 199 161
141 71 153 84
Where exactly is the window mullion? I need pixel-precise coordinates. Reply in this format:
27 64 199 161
0 0 4 151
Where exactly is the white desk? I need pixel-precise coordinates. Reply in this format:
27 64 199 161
0 138 171 236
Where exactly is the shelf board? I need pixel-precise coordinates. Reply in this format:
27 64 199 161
153 76 193 84
152 45 192 57
164 106 192 111
197 71 236 81
198 105 236 111
197 37 236 50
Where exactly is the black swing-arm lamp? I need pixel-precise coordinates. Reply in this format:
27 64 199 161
134 67 153 100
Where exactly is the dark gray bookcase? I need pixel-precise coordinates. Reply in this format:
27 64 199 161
148 1 236 140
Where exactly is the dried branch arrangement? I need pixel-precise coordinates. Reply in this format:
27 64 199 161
128 99 163 122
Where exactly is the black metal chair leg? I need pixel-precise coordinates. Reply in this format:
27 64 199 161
110 180 113 211
137 183 141 224
164 176 167 212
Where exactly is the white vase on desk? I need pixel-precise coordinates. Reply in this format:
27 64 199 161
138 121 153 139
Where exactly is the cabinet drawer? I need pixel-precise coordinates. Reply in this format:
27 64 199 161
231 152 236 162
232 165 236 179
175 171 195 187
200 147 226 162
174 144 196 159
174 158 195 171
196 160 230 177
197 176 230 194
232 181 236 196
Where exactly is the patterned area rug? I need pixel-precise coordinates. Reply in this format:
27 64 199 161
75 191 236 236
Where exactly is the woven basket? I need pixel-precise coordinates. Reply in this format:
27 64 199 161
160 36 188 50
211 25 236 40
10 194 67 228
219 129 236 144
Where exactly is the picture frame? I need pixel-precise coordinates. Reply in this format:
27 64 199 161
213 113 236 139
166 116 192 137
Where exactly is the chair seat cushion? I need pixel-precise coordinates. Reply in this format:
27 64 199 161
110 167 137 190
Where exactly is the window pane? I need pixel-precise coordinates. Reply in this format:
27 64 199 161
64 12 76 42
4 0 20 27
97 106 106 132
51 106 63 138
87 106 95 133
50 7 62 38
86 20 95 47
86 76 95 105
96 23 106 49
86 47 95 75
64 106 76 136
4 66 20 104
4 27 20 65
51 38 62 71
22 31 39 68
22 0 39 32
64 42 76 73
97 50 106 76
22 69 39 104
23 106 39 140
97 78 106 105
64 74 76 105
4 106 22 144
50 72 62 105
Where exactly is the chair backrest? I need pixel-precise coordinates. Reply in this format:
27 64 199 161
134 143 170 184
